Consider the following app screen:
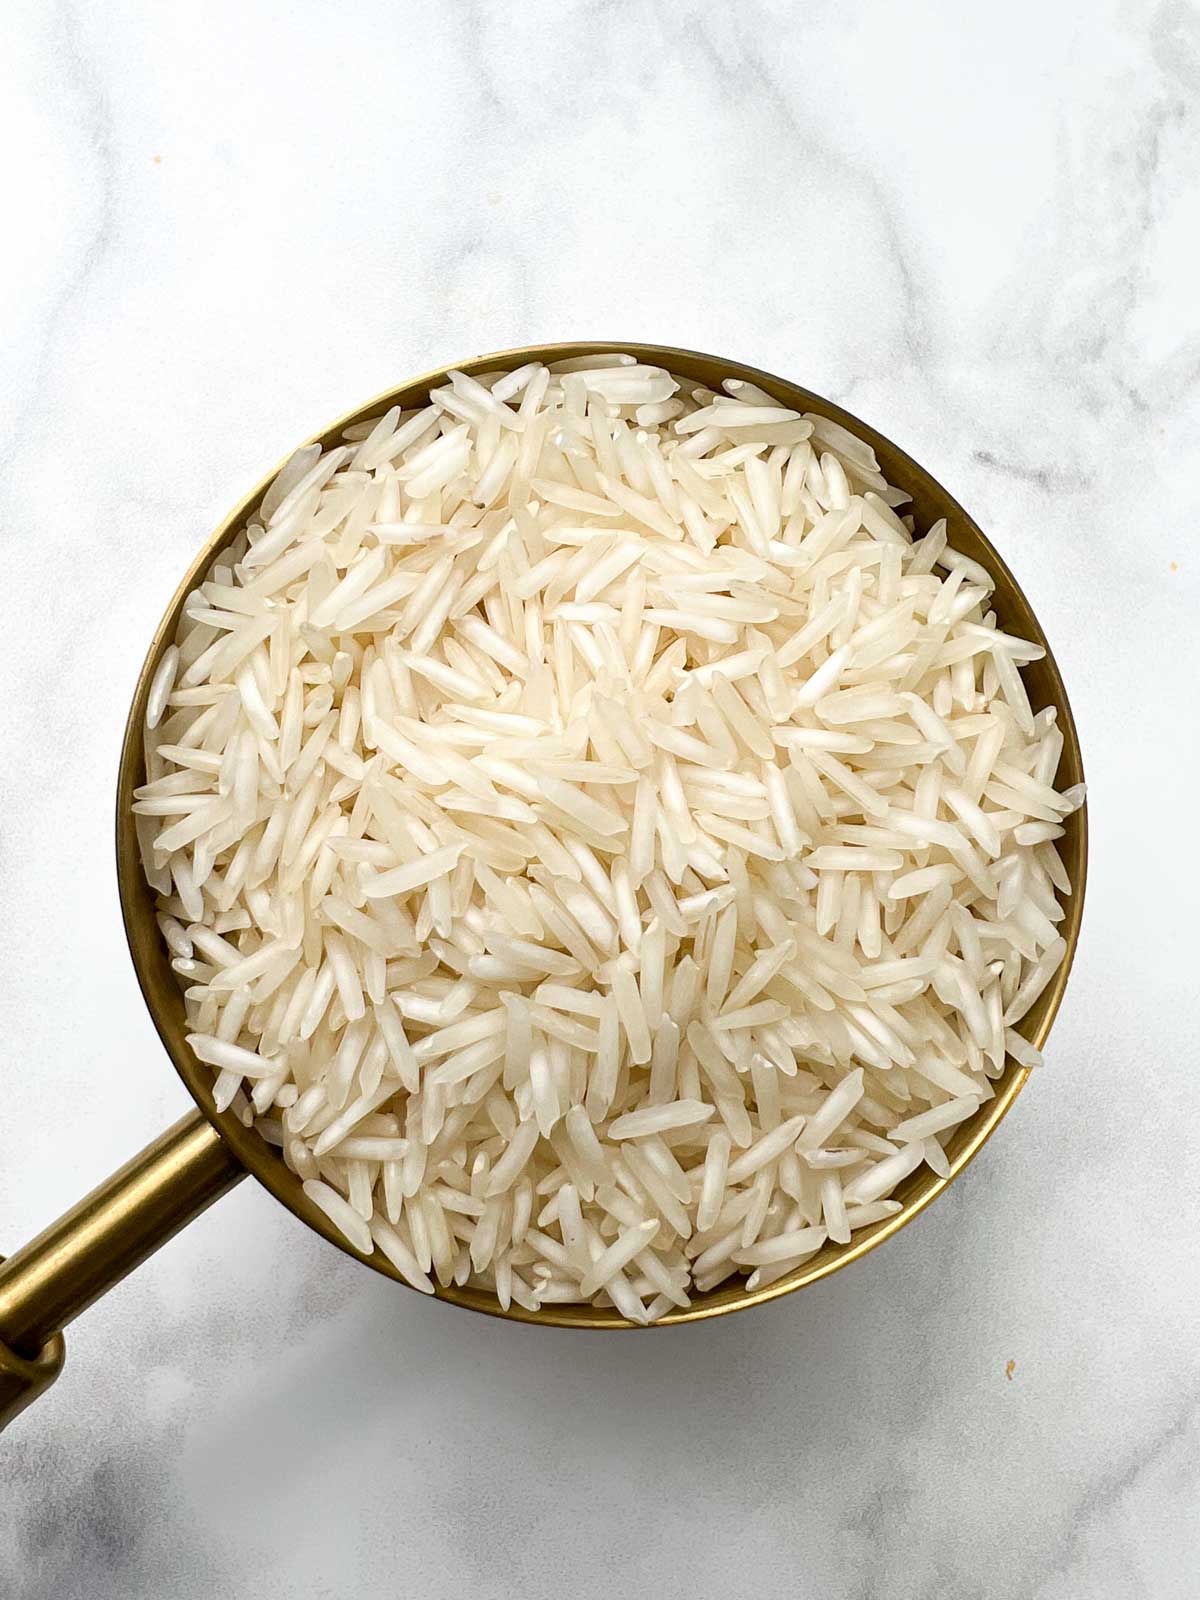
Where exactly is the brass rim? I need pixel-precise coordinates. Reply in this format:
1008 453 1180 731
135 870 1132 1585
116 342 1088 1328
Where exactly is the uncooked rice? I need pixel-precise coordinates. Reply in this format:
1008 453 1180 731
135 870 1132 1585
135 355 1082 1322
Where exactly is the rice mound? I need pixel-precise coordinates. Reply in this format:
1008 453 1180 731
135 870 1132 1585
134 355 1082 1320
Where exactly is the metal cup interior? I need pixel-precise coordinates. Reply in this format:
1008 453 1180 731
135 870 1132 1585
116 342 1087 1329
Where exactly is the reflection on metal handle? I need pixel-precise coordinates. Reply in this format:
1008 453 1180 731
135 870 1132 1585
0 1109 243 1431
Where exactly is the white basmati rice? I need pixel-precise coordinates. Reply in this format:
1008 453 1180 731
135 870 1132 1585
139 355 1080 1321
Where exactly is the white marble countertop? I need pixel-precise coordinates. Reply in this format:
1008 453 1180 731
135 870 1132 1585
2 2 1197 1595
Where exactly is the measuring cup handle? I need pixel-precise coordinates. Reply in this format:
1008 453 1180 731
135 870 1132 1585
0 1108 243 1430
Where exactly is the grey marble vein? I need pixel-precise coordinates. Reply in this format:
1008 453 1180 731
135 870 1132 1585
1021 1390 1200 1600
0 1 117 494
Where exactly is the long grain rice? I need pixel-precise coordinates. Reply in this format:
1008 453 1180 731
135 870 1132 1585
141 357 1080 1319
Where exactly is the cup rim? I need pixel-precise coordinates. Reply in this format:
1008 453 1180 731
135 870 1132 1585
116 341 1088 1329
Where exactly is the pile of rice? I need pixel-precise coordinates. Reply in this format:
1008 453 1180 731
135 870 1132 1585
134 354 1082 1321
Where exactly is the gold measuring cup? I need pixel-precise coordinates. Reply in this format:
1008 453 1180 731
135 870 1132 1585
0 343 1087 1430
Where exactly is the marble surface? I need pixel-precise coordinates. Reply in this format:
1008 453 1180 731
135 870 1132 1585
2 1 1198 1594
